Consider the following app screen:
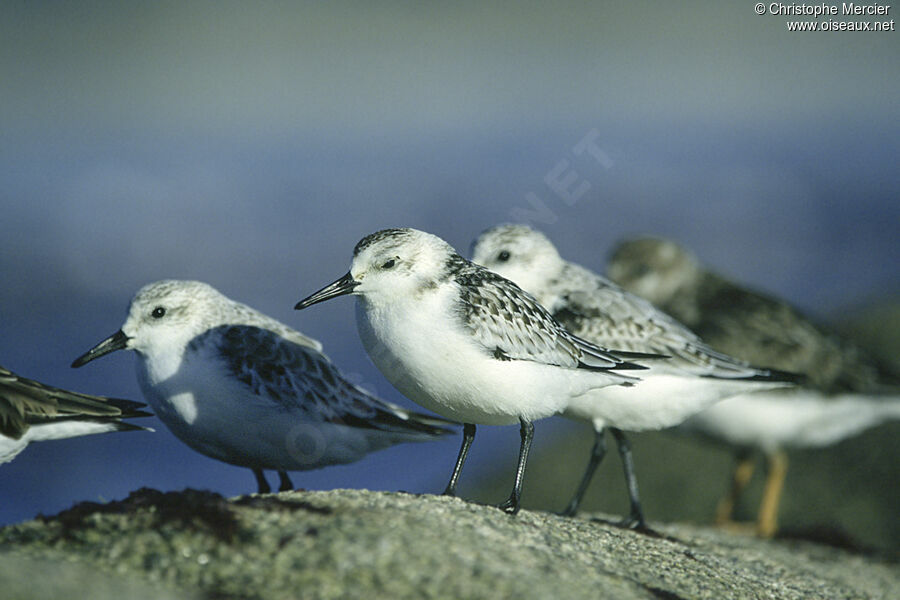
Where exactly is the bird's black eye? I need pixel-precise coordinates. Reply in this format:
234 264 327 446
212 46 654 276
151 307 166 319
497 250 511 262
381 258 396 269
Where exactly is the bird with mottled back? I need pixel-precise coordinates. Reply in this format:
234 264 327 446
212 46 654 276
606 236 900 536
606 237 895 392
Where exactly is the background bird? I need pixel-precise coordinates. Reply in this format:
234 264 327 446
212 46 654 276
73 280 455 493
606 236 900 536
471 224 802 528
1 364 151 464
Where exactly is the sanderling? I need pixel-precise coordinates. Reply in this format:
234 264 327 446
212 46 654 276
72 280 455 494
295 228 660 514
471 224 802 526
607 236 900 536
1 364 151 464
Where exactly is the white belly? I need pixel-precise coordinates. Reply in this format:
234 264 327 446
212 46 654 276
679 389 900 452
563 374 787 432
355 296 625 425
135 351 387 471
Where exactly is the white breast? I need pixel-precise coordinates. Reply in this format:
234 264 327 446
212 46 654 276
354 290 618 425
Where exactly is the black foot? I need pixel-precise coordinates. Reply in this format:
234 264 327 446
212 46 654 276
558 500 580 518
618 515 646 529
495 495 520 515
616 516 659 537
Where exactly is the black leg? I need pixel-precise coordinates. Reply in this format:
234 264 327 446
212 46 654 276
278 470 294 492
560 427 608 517
253 468 271 494
443 423 476 496
496 418 534 515
610 428 648 530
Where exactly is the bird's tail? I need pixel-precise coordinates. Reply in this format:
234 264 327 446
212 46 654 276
102 397 154 420
739 365 807 385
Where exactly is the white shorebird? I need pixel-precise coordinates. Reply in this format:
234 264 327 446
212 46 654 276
1 364 151 464
607 236 900 536
295 228 663 514
72 280 455 493
471 225 802 526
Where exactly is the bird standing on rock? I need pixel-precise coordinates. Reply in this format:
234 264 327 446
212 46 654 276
73 279 455 494
296 227 665 514
471 224 802 528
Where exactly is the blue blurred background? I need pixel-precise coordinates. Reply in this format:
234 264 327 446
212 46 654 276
1 1 897 535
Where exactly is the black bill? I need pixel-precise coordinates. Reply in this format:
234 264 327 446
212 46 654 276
71 330 130 368
295 272 359 310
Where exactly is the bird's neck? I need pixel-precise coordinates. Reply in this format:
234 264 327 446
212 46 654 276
136 341 189 387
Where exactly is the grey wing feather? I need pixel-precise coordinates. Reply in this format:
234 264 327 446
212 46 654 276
229 300 324 352
687 274 887 391
551 268 791 380
455 266 653 374
214 326 453 437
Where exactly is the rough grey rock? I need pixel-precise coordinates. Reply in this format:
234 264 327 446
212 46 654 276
1 488 897 600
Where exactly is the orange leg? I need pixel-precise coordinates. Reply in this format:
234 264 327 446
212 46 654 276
715 451 755 526
756 450 788 538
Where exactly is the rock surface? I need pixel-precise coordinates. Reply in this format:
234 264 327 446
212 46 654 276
1 488 898 599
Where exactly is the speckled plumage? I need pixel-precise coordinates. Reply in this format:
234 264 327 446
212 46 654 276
207 324 449 435
354 228 414 257
602 235 900 450
606 236 897 392
472 225 800 390
473 226 801 382
471 224 803 522
446 254 647 374
606 236 900 535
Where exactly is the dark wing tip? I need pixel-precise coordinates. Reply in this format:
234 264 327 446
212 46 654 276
611 350 672 361
698 365 807 385
750 367 807 385
103 397 150 415
608 350 671 371
111 421 155 433
576 360 647 374
611 360 650 371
